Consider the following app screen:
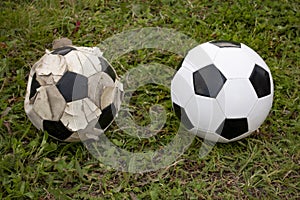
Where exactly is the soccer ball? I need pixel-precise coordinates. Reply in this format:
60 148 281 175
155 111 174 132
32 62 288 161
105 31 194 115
24 45 123 142
171 41 274 143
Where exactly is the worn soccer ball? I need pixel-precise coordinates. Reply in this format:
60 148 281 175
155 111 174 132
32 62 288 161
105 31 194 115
171 41 274 143
24 45 123 142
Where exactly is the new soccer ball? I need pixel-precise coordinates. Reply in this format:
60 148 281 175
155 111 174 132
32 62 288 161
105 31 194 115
24 45 123 142
171 41 273 143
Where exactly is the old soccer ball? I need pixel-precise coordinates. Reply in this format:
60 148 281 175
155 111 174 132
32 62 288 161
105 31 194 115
171 41 274 143
24 45 123 142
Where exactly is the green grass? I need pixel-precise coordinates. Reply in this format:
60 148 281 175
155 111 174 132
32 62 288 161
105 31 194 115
0 0 299 199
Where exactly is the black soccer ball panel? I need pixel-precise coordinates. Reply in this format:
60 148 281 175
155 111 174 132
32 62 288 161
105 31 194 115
249 64 271 98
43 120 74 141
56 71 88 102
173 102 194 130
29 73 41 99
95 104 117 130
193 64 226 98
216 118 248 140
209 40 241 48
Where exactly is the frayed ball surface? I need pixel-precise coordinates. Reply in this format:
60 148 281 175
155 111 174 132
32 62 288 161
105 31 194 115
25 46 123 142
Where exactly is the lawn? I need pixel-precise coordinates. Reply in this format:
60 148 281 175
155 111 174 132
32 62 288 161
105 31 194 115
0 0 299 199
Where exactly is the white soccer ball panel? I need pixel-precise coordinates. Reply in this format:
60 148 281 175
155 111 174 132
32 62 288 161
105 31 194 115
247 95 273 132
35 53 67 78
75 51 99 77
241 44 270 72
183 44 215 71
217 79 258 118
182 96 201 128
185 95 225 132
100 82 124 111
33 86 66 121
81 52 102 73
76 46 103 57
31 53 66 85
88 72 115 108
213 48 255 79
64 51 83 75
82 98 102 122
112 80 124 112
171 91 182 108
24 104 43 130
171 67 194 107
101 86 116 110
200 42 220 60
181 60 197 72
60 98 103 133
60 99 89 131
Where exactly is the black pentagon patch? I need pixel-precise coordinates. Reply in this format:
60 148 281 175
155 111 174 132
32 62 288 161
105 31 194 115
29 73 41 99
56 71 88 102
96 104 116 130
249 64 271 98
51 46 77 56
99 57 116 81
193 64 226 98
173 102 194 130
43 120 73 141
210 40 241 48
216 118 248 140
